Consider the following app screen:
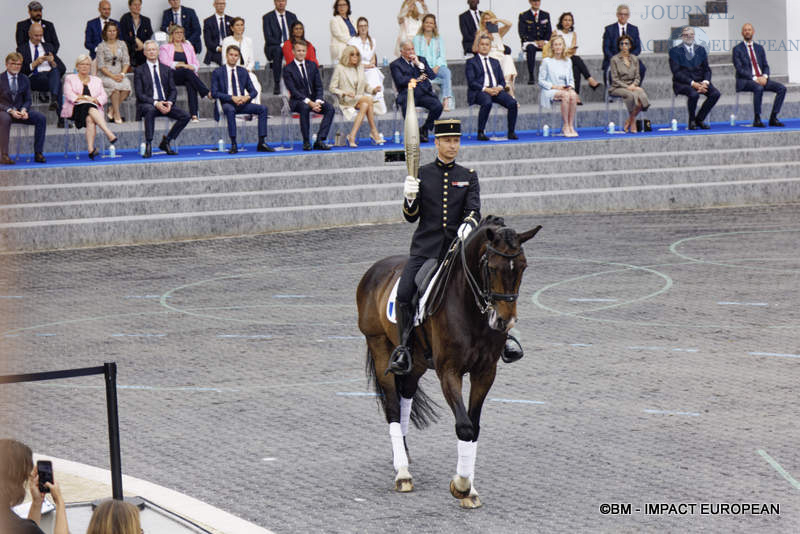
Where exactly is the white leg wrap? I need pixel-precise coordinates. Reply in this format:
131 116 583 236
456 440 477 479
400 397 413 436
390 422 408 471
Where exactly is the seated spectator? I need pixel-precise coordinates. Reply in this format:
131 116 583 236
519 0 552 85
549 12 600 97
733 23 785 127
669 26 719 130
348 17 386 115
160 25 211 122
467 35 518 140
414 14 454 111
329 45 384 147
62 55 118 159
19 23 66 124
0 439 68 534
86 499 141 534
283 40 335 151
85 1 119 60
538 34 578 137
203 0 233 66
459 0 482 58
473 11 517 98
609 34 649 133
222 18 262 104
211 45 274 154
330 0 357 64
263 0 298 95
160 0 202 55
133 40 191 158
96 21 132 124
120 0 154 68
1 52 47 164
602 4 646 83
282 22 319 67
16 1 60 54
396 0 428 56
390 40 442 143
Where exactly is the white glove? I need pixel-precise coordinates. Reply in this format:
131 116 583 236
403 176 419 200
457 222 474 241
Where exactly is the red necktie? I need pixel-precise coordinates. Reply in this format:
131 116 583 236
748 44 761 77
534 11 538 23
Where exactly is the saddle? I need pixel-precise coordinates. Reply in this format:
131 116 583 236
386 258 441 326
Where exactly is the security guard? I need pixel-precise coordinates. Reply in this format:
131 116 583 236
518 0 552 85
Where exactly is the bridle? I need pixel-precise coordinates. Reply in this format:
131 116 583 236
461 239 524 315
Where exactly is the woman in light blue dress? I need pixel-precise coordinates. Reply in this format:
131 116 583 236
413 14 454 111
538 34 579 136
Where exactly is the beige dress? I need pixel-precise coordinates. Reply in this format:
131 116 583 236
329 63 375 120
95 41 132 92
609 53 650 112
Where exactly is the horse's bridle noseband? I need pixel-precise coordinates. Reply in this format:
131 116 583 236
461 240 524 314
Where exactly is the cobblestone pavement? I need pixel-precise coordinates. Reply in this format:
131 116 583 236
1 204 799 533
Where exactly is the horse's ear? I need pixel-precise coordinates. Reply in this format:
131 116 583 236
519 225 542 244
486 228 495 242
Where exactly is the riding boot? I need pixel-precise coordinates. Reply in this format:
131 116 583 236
388 303 414 375
501 331 524 363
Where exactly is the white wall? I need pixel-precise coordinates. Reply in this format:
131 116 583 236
1 0 794 75
785 0 800 83
728 0 788 75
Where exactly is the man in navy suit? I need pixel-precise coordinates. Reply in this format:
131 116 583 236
160 0 202 55
669 27 720 130
18 23 65 119
733 23 785 127
602 4 646 82
85 1 118 60
203 0 233 66
263 0 298 95
458 0 482 57
134 40 191 158
0 52 47 164
16 1 60 54
390 41 443 143
211 46 275 154
467 35 518 140
518 0 551 84
283 40 334 151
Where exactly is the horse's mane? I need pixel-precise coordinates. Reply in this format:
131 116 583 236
467 215 520 250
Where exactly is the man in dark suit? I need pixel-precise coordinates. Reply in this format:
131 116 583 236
732 23 785 127
602 4 646 82
18 23 65 119
518 0 551 84
458 0 482 57
211 46 275 154
283 40 334 151
466 35 518 140
203 0 233 66
0 52 47 164
390 40 443 143
669 27 720 130
16 1 60 54
134 40 191 158
263 0 299 95
160 0 202 55
85 0 118 60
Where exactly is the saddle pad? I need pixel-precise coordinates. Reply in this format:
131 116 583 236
386 263 444 325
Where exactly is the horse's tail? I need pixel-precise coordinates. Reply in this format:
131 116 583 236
365 346 439 430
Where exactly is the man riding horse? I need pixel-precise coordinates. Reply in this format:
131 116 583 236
388 119 524 375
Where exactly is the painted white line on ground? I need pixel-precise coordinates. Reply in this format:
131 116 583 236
35 333 56 337
568 298 619 302
336 392 380 397
0 295 24 298
570 343 593 347
749 352 800 359
261 457 277 462
111 333 166 338
272 294 309 299
644 409 701 417
354 498 366 502
124 295 168 299
718 301 769 306
757 450 800 490
489 398 546 405
628 346 699 353
216 334 274 339
327 335 363 340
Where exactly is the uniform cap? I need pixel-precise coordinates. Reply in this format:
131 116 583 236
433 119 461 138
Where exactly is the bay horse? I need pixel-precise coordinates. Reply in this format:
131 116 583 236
356 216 542 508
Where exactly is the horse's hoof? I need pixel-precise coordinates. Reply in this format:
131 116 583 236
459 495 482 509
449 477 471 499
395 478 414 492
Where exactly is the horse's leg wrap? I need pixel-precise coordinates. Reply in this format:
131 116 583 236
456 439 477 479
400 397 413 436
390 422 409 470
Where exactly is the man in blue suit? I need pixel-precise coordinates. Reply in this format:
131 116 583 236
518 0 551 85
263 0 298 95
85 1 118 60
732 23 785 127
283 40 334 151
390 40 443 143
203 0 233 66
458 0 482 57
18 23 65 120
211 46 275 154
466 35 518 140
160 0 202 55
16 1 60 54
134 41 191 158
602 4 646 82
0 52 47 164
669 27 720 130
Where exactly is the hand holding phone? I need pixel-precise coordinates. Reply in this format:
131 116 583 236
36 460 53 494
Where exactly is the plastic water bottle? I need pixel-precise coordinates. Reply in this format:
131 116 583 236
218 139 224 152
542 124 550 137
671 119 678 131
730 114 736 126
608 122 615 134
254 61 260 70
312 133 317 144
394 130 400 144
382 57 388 67
109 144 116 158
139 142 146 156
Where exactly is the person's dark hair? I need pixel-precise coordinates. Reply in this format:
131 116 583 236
289 21 305 45
356 17 373 48
557 12 575 32
332 0 351 17
617 34 633 48
127 0 140 6
0 439 33 507
230 16 245 28
225 44 241 56
102 20 120 41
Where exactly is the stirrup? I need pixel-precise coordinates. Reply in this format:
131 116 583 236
501 334 524 363
387 345 413 375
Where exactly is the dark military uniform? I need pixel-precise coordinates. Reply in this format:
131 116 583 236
518 8 552 82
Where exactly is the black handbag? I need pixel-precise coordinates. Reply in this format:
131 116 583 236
636 119 652 132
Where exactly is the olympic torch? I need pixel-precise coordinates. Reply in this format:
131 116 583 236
405 80 421 180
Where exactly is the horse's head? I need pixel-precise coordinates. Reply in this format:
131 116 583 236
467 217 542 333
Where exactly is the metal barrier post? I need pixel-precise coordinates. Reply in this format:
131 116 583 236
104 362 123 500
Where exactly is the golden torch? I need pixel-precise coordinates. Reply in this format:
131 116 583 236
404 79 420 179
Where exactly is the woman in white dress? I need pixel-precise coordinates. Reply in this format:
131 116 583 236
347 17 386 116
538 34 579 137
395 0 428 56
329 45 384 147
330 0 357 64
221 17 262 104
472 11 517 98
